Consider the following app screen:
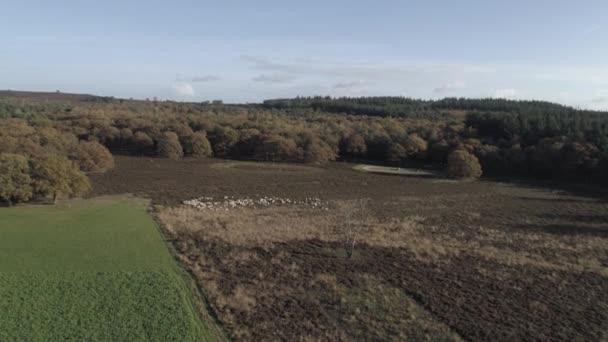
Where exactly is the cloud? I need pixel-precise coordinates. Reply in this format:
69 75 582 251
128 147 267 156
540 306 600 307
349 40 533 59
334 80 364 89
238 54 608 109
241 55 495 84
434 81 466 93
592 90 608 103
252 74 296 84
176 75 220 83
172 82 195 97
190 75 221 83
583 25 601 36
493 88 517 99
242 55 309 75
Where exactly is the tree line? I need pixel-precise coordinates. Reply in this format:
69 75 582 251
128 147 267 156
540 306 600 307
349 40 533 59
1 94 607 205
262 96 605 119
0 119 112 205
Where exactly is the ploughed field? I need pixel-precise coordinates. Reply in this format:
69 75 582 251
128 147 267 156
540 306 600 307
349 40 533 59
0 196 218 341
92 156 608 341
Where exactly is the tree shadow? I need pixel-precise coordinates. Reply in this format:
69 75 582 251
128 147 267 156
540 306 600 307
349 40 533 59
538 213 608 224
516 196 600 204
513 222 608 238
485 176 608 202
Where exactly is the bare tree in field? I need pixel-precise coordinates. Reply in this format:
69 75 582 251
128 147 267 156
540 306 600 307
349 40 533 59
335 199 371 258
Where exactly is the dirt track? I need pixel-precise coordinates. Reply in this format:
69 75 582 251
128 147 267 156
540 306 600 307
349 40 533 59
91 156 608 341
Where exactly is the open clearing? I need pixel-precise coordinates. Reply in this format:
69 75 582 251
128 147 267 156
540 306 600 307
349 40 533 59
91 156 608 341
353 164 439 177
0 196 219 341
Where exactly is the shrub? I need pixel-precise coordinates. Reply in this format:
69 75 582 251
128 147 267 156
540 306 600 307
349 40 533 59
157 131 183 160
72 140 114 172
404 134 428 158
447 149 482 179
299 133 337 164
183 131 212 158
133 131 155 155
254 134 298 162
428 141 450 163
387 143 407 165
209 127 238 158
340 133 367 157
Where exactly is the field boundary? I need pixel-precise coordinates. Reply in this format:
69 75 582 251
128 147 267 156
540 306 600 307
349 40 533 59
149 205 228 342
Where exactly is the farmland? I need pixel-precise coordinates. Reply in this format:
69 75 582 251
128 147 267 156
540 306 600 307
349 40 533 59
1 92 608 340
91 156 608 341
3 0 608 339
0 196 220 341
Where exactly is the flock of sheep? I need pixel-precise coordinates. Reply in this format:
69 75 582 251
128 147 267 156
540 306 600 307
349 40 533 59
183 196 329 211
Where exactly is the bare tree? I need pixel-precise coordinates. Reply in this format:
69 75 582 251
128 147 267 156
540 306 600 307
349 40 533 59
335 199 371 258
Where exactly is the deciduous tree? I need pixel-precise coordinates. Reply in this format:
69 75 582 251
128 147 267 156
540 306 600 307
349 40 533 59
183 131 212 157
71 140 114 172
0 153 33 206
340 133 367 157
157 131 184 160
30 155 91 203
447 149 483 179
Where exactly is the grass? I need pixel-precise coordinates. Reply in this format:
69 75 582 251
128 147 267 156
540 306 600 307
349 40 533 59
0 196 219 341
160 202 466 340
353 164 438 177
161 196 608 340
332 274 462 341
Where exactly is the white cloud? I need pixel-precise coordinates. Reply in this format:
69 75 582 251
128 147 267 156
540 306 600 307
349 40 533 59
583 25 601 36
241 55 495 83
236 54 608 109
493 88 518 99
176 75 220 83
334 80 364 89
434 81 466 93
591 90 608 104
190 75 221 83
172 82 195 97
252 74 296 84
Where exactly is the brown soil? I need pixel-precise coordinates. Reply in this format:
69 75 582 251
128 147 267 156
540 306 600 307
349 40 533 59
91 156 608 341
90 156 499 206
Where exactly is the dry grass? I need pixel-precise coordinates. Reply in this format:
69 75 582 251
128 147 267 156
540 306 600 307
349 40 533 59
160 198 608 275
334 274 463 341
158 194 608 341
159 202 438 256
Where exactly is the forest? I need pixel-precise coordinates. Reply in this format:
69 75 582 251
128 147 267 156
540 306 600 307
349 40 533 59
1 91 608 205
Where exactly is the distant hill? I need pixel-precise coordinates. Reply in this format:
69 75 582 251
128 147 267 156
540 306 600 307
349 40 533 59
0 90 99 103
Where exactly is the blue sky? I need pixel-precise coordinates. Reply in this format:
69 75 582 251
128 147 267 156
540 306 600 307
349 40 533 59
1 1 607 108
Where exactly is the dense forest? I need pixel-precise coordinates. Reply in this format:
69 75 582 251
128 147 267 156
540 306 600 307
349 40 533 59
1 91 607 205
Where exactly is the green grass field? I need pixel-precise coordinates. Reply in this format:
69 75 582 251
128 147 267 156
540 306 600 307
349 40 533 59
0 196 219 341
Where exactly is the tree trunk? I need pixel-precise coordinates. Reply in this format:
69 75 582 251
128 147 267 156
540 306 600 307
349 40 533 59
7 198 12 207
53 192 57 204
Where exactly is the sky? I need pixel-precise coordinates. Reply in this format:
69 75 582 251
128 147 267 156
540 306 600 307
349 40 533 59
1 0 607 108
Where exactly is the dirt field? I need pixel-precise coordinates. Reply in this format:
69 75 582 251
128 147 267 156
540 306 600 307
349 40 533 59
91 156 608 341
90 156 493 206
